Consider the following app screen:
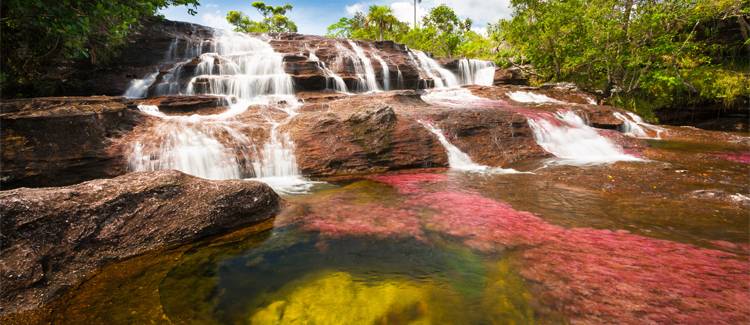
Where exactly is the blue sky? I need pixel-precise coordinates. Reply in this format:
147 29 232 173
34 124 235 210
159 0 513 35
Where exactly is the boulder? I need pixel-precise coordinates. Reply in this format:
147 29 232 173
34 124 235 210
0 170 281 316
287 92 448 176
0 97 142 189
493 67 529 86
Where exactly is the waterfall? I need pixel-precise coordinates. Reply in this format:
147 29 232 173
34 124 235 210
411 50 459 88
396 67 404 89
613 112 665 139
419 120 521 173
123 72 158 98
507 91 565 104
307 46 348 92
128 105 254 180
458 59 495 86
528 111 641 165
370 48 390 90
124 29 313 193
345 40 380 92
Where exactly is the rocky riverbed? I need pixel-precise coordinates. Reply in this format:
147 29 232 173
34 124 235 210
1 18 748 324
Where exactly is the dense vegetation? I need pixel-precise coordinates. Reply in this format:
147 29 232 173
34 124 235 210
0 0 200 97
227 2 298 33
328 1 749 116
1 0 746 116
498 0 749 116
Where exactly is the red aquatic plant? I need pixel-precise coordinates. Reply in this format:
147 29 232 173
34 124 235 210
713 152 750 164
371 173 750 323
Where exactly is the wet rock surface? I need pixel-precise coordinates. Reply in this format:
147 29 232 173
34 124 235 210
0 97 142 189
134 95 230 115
0 170 281 316
287 92 448 176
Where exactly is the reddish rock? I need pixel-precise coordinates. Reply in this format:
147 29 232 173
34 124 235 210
0 170 280 316
0 97 141 189
134 95 230 115
286 92 448 176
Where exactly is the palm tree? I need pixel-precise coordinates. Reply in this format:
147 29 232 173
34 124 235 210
413 0 422 29
366 6 399 41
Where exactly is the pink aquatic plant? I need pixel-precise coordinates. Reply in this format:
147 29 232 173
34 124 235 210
373 173 750 323
286 173 750 322
713 152 750 164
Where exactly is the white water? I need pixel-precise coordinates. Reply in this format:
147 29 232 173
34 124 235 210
396 67 404 89
507 91 565 104
125 30 315 193
458 59 495 86
419 120 521 173
123 72 159 98
307 46 348 92
411 50 459 88
421 88 500 108
528 111 641 165
370 48 391 90
129 105 252 180
346 40 380 92
613 112 650 138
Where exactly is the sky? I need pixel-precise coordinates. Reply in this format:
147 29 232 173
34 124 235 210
159 0 513 36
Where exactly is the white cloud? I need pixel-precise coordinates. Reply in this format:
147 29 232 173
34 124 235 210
345 3 366 16
201 11 233 31
390 1 427 25
430 0 512 26
343 0 513 28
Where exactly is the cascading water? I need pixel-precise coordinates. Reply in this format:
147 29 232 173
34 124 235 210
419 120 521 173
370 47 391 90
124 29 313 193
507 91 565 104
345 40 380 92
129 105 254 180
411 50 459 88
307 46 347 92
528 111 641 165
458 59 495 86
123 72 159 98
396 67 404 89
613 112 665 139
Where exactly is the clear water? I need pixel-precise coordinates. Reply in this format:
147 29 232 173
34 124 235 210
55 137 750 323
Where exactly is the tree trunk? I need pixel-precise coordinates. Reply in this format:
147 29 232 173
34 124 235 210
622 0 634 39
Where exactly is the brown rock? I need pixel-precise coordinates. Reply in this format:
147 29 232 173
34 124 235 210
0 170 281 316
287 91 448 176
0 97 141 189
134 95 230 115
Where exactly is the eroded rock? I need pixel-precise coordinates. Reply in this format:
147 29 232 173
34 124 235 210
0 170 281 316
0 96 141 189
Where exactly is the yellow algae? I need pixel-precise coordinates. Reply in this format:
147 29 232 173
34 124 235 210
481 259 536 325
249 271 442 324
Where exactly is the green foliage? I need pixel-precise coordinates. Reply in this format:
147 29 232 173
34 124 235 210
495 0 750 110
326 6 408 42
226 1 297 34
1 0 200 97
421 5 472 58
326 4 495 59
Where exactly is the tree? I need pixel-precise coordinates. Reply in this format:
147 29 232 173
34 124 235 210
366 6 400 41
227 1 297 34
326 13 366 38
422 5 472 58
496 0 749 116
1 0 200 98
